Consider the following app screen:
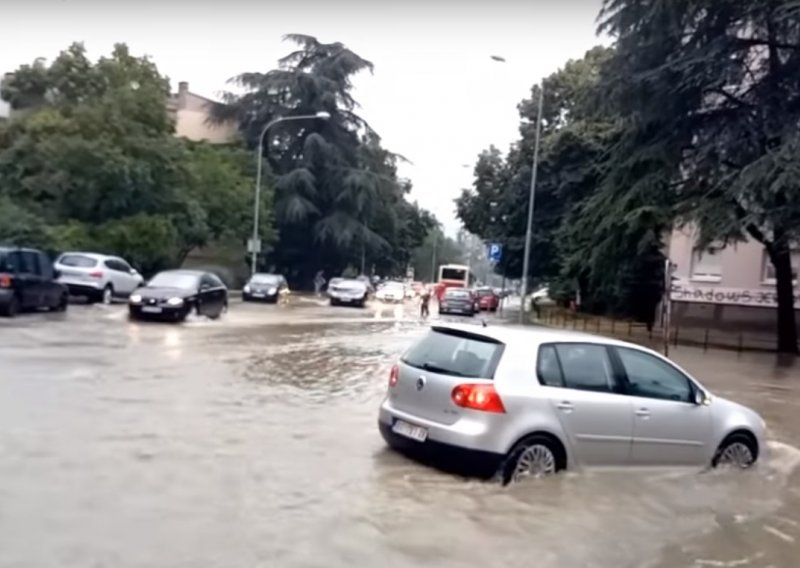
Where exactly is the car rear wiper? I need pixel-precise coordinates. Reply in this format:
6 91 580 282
418 362 465 376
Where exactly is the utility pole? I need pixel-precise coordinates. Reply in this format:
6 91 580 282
519 83 544 324
663 259 675 356
430 231 438 282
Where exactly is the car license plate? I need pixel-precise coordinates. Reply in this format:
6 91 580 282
392 420 428 442
142 306 162 314
252 293 265 298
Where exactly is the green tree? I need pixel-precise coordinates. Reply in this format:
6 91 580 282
458 45 667 321
0 42 261 275
214 34 435 285
410 227 465 283
599 0 800 352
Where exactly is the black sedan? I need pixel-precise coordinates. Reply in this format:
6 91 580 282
242 273 287 303
128 270 227 322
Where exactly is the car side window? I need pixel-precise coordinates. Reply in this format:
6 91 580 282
208 274 224 288
200 274 215 289
615 347 693 403
104 260 119 272
536 345 565 387
554 343 616 393
38 253 53 279
115 259 132 272
4 251 20 274
21 251 41 276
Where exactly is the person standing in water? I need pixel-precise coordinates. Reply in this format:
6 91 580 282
419 286 431 318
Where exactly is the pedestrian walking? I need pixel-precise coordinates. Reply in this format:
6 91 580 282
313 270 326 297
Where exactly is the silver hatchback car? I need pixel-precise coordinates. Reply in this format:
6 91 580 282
378 323 767 484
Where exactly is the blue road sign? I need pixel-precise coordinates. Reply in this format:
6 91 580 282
488 243 502 264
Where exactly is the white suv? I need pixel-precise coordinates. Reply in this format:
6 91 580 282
54 252 144 304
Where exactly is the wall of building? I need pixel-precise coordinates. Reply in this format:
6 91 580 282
667 226 800 332
170 81 236 144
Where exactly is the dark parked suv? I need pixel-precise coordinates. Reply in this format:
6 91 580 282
0 247 69 317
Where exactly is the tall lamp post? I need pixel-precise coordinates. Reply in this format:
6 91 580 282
518 84 544 323
490 55 544 323
250 111 330 275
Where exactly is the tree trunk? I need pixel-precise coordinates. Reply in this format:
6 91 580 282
769 240 798 354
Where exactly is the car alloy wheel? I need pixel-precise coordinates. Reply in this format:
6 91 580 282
511 444 557 482
713 435 756 469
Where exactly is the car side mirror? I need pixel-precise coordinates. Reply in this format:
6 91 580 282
130 269 138 275
53 269 62 279
693 388 707 406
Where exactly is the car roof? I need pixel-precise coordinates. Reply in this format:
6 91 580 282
430 321 644 350
157 269 205 276
57 251 118 260
0 246 44 253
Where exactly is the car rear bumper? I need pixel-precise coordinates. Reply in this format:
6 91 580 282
378 398 507 476
61 282 104 296
0 288 15 306
378 420 504 478
440 304 474 314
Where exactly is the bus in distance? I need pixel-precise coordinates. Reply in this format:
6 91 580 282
435 263 472 301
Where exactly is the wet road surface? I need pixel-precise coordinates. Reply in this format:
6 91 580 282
1 298 800 567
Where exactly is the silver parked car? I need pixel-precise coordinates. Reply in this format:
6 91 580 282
54 252 144 303
378 323 767 484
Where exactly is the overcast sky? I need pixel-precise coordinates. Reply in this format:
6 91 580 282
1 0 607 234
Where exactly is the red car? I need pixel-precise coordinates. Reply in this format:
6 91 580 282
474 287 500 312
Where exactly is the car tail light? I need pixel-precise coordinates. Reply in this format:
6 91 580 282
88 270 103 279
451 383 506 413
389 364 399 387
0 274 11 288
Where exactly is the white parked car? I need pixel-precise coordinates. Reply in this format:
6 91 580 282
54 252 144 304
376 281 406 303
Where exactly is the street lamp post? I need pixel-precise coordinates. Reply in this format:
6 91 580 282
250 111 330 275
488 55 545 323
519 84 544 323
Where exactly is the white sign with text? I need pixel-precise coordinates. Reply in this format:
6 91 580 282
670 282 800 309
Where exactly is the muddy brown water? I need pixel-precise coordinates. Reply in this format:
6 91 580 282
1 299 799 567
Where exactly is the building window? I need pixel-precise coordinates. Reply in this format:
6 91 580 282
691 245 723 282
762 250 800 284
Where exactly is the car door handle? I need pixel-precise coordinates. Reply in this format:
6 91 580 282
635 408 651 417
556 401 574 411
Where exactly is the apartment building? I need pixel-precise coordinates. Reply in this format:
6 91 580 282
168 81 236 144
668 226 800 331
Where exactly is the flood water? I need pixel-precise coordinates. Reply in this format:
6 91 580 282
1 299 799 567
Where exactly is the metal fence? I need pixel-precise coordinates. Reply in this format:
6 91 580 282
539 307 778 353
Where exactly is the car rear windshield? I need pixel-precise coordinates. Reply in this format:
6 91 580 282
476 289 494 296
59 254 98 268
446 289 470 298
401 329 504 379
